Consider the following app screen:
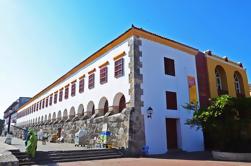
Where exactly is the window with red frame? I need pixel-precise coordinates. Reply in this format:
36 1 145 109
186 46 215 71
38 101 41 110
65 86 69 99
164 57 175 76
46 97 48 107
166 91 177 110
49 94 53 105
114 58 124 78
71 82 76 96
54 92 58 104
42 99 45 109
59 90 63 101
79 78 84 93
88 73 95 89
100 67 108 84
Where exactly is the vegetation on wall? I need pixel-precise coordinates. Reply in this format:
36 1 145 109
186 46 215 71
187 95 251 152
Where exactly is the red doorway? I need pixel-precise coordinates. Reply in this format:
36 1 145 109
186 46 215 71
166 118 178 150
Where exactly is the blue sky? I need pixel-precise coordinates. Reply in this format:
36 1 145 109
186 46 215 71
0 0 251 118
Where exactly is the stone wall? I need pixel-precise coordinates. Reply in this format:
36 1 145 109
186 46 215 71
15 108 131 150
128 35 145 155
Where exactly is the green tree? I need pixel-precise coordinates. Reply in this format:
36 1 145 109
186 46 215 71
187 95 251 152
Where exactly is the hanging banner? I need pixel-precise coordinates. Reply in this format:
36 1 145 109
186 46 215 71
187 76 197 104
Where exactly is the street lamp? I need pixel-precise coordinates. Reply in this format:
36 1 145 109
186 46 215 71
147 107 153 119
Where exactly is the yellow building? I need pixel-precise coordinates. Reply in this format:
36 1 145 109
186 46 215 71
204 50 249 98
249 84 251 96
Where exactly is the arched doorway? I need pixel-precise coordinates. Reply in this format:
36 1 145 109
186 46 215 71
57 111 62 121
98 97 109 116
215 66 228 95
69 107 76 119
234 71 245 97
52 112 56 121
113 92 126 113
77 104 84 116
63 109 68 120
87 101 95 116
48 113 51 122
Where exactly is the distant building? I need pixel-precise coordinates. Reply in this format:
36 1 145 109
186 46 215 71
3 97 30 133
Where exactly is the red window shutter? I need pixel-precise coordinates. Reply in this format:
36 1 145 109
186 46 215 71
164 57 175 76
166 91 177 110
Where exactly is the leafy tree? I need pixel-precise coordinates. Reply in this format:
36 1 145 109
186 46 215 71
187 95 251 152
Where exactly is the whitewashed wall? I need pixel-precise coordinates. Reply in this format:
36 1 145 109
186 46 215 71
140 38 204 154
17 38 131 125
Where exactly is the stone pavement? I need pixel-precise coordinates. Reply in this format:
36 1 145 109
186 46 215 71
0 136 88 152
58 158 251 166
0 136 19 165
1 137 250 166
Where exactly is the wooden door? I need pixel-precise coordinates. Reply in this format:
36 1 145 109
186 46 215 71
166 118 178 149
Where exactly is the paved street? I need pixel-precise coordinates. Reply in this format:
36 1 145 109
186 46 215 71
1 136 250 166
57 158 251 166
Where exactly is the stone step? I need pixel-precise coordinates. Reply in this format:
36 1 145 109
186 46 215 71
11 149 124 165
48 150 119 156
51 154 123 163
48 148 116 154
48 152 122 160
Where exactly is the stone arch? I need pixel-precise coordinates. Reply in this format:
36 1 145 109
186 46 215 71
234 71 245 96
38 117 40 123
113 92 126 113
57 111 62 120
98 97 109 116
87 101 95 116
77 104 84 116
69 107 76 119
63 109 68 120
215 65 228 95
41 116 44 122
35 117 38 124
52 112 56 121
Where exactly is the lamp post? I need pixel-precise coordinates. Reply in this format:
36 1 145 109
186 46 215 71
147 107 153 119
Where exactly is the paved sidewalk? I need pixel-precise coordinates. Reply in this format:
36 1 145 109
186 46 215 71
1 136 87 152
58 158 251 166
0 136 19 165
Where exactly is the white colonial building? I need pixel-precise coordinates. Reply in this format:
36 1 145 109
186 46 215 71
16 26 204 155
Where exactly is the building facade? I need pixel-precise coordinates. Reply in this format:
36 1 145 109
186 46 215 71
15 27 205 155
3 97 30 134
